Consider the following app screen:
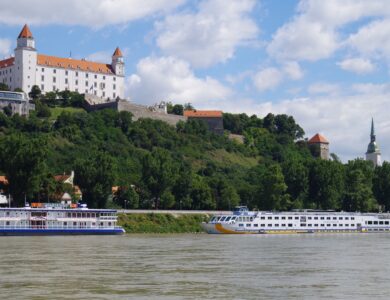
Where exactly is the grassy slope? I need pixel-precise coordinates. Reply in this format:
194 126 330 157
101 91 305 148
49 107 84 121
118 213 210 233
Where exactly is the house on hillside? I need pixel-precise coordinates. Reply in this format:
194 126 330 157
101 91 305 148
54 171 82 201
183 110 224 135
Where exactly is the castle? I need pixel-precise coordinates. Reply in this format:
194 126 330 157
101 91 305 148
0 25 124 99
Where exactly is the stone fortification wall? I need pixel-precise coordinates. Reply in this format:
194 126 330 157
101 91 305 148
117 101 186 126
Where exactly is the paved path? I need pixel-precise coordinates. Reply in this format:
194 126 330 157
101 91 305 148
118 209 232 215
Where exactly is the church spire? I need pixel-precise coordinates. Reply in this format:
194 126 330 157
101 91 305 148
370 117 375 143
366 118 381 167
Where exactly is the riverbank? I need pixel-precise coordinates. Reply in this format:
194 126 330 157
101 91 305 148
118 213 210 233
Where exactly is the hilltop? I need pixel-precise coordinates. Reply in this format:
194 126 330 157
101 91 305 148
0 88 389 212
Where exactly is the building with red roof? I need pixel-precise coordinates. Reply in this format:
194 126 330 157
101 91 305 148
0 25 124 100
184 110 224 135
308 133 330 160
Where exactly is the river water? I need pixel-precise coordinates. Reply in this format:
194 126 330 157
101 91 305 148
0 233 390 299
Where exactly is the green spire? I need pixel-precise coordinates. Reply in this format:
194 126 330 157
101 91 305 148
367 118 380 154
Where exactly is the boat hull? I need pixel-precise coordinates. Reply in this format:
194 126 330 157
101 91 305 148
0 228 125 236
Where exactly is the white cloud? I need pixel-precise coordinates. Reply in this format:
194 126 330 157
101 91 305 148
85 51 112 63
0 39 12 57
0 0 184 27
267 0 390 62
126 56 231 107
337 58 376 74
308 82 340 95
253 68 283 92
155 0 259 68
283 61 304 80
347 19 390 60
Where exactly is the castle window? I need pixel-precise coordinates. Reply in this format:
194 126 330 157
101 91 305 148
85 89 88 93
53 86 56 91
53 77 56 83
102 91 105 97
113 84 116 90
75 80 78 85
41 84 44 91
103 76 106 80
65 70 68 76
94 82 97 88
53 69 56 74
41 75 44 81
86 73 89 78
94 91 97 95
65 78 68 84
113 77 116 81
42 68 44 72
86 81 88 87
113 93 116 98
76 72 79 77
94 74 97 79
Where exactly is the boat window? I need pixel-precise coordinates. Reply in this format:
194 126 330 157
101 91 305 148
321 224 325 227
351 217 355 220
308 224 312 227
379 221 384 225
225 217 231 222
295 217 299 220
339 224 343 227
275 217 279 220
327 217 331 220
288 216 292 220
314 217 318 220
281 224 286 227
374 221 378 225
246 224 251 227
77 213 81 218
345 217 349 220
281 216 286 220
261 217 265 220
275 224 279 227
339 217 343 220
108 222 111 226
210 217 216 222
333 224 337 227
6 212 9 216
6 221 9 226
250 217 253 222
308 217 312 220
320 217 324 220
220 217 226 222
92 222 96 226
261 224 265 227
314 224 318 227
333 217 337 220
268 224 272 227
92 213 96 218
72 213 76 218
239 224 244 227
368 221 372 225
268 216 272 220
301 223 306 227
345 224 349 227
327 224 331 227
254 224 258 227
231 217 237 221
73 222 77 226
386 221 389 225
64 222 67 226
288 224 292 227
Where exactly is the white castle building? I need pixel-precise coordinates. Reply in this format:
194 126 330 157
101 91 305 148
0 25 124 99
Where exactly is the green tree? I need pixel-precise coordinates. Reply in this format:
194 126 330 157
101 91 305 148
0 134 48 206
74 151 115 208
190 174 215 209
29 85 42 101
14 88 24 93
141 148 178 209
373 162 390 211
0 83 9 91
113 186 139 209
220 184 240 210
259 164 290 210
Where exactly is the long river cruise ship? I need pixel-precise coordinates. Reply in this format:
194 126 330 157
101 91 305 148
202 206 390 234
0 203 125 236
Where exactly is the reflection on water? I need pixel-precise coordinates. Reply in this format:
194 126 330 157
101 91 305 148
0 233 389 299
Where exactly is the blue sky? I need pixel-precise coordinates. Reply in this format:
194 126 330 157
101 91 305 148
1 0 390 162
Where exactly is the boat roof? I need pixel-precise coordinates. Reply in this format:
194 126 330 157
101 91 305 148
0 208 117 212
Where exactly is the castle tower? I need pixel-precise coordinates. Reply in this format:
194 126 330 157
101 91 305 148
366 118 381 167
14 24 37 93
112 47 124 77
308 133 329 160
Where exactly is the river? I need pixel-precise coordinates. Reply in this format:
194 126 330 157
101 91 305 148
0 233 389 299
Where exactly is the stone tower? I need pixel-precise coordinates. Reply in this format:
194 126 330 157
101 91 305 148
366 118 381 167
308 133 329 160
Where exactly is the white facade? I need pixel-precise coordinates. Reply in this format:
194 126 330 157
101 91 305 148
0 25 125 100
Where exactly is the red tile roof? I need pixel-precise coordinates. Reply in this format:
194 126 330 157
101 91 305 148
0 57 15 69
54 174 71 182
113 47 123 57
37 54 114 75
18 24 33 38
308 133 329 144
184 110 223 118
0 176 8 185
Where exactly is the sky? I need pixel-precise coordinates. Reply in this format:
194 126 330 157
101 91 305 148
0 0 390 162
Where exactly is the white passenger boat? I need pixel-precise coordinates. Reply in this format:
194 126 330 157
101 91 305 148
0 203 125 236
202 206 390 234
